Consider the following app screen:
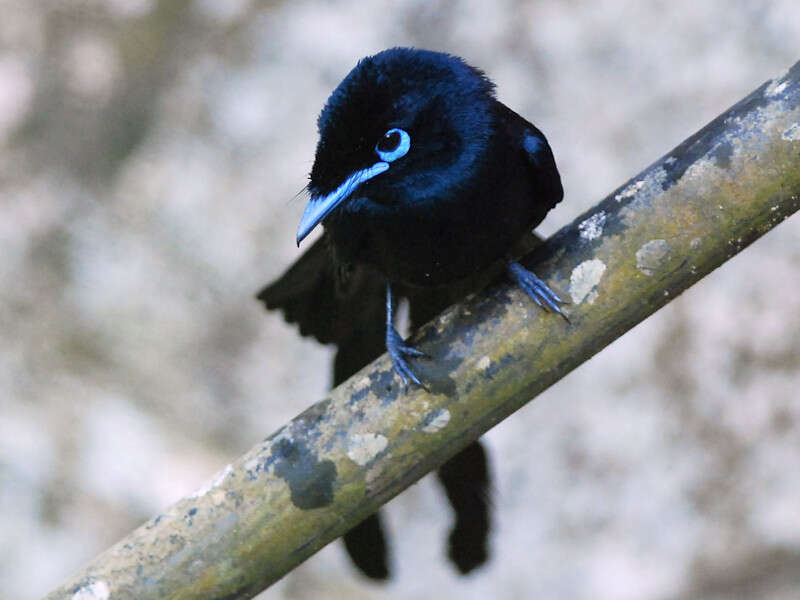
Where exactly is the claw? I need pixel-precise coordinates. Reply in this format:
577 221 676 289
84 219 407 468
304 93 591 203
386 283 428 388
387 326 426 387
508 261 570 323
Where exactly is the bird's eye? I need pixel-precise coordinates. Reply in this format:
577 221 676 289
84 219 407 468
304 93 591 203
375 128 410 162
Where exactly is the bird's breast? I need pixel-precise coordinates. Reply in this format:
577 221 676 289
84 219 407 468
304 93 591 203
328 192 532 288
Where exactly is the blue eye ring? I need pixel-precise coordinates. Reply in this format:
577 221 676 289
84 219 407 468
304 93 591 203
375 128 411 162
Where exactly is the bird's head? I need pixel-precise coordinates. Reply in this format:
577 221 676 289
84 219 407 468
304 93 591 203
296 47 497 245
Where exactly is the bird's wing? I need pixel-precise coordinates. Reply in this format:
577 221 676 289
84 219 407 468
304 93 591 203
256 235 340 344
256 234 387 379
495 102 564 213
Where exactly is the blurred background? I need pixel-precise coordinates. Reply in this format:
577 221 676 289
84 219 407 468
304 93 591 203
1 1 799 598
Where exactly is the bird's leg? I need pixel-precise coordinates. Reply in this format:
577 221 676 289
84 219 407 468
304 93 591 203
386 283 427 387
507 261 569 322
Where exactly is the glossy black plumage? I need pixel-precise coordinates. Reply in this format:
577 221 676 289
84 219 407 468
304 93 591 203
258 48 564 579
308 49 562 288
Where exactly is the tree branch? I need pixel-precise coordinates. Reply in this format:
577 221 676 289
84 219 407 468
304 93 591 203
45 60 800 600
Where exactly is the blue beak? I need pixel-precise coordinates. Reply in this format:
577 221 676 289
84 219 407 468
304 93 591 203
296 162 390 245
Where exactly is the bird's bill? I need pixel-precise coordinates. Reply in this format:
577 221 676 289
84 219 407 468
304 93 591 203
296 162 390 245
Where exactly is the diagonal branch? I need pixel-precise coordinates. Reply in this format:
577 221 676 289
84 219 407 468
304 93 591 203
45 60 800 600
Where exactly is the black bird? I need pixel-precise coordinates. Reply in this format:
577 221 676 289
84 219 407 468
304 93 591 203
258 48 564 579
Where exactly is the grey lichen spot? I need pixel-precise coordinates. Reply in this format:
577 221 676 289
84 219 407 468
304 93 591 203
710 140 733 169
347 433 388 466
214 511 239 537
615 179 645 202
636 239 671 276
765 78 788 97
348 377 371 406
421 409 451 433
690 237 702 250
578 211 607 240
272 437 336 509
72 579 110 600
243 458 260 481
615 167 670 202
782 123 800 141
569 259 606 305
354 376 371 390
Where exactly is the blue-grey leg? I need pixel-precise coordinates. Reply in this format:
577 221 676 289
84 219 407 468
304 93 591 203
507 261 569 321
386 283 427 387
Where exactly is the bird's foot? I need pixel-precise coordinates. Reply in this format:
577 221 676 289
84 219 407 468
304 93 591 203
386 326 428 388
508 261 569 322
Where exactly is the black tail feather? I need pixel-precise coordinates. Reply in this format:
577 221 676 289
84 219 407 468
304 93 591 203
342 513 390 580
437 441 491 574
